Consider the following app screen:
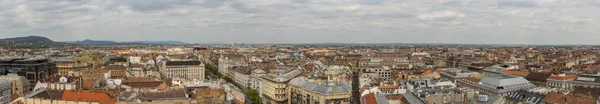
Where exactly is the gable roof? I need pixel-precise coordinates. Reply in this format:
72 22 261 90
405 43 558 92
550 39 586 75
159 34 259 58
525 72 551 81
362 93 377 104
61 90 116 104
25 88 63 100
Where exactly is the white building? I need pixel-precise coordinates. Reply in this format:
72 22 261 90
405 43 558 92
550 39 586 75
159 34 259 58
128 56 141 64
218 55 247 75
230 67 252 89
365 66 392 80
250 69 266 90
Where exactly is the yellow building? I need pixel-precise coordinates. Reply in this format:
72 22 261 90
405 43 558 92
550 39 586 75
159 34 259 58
56 61 90 76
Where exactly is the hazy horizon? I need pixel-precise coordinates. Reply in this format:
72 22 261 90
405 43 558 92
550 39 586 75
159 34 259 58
1 0 599 44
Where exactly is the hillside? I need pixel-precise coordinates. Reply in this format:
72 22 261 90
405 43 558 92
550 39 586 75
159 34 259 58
0 36 69 48
70 40 189 45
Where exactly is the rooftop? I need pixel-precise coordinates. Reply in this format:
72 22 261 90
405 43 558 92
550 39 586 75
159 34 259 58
263 69 302 83
165 61 202 66
61 90 116 104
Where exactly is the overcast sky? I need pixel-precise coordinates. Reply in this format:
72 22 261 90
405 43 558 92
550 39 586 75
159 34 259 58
1 0 599 44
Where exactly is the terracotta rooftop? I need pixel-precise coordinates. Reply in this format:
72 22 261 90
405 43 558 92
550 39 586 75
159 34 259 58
423 69 432 75
361 93 377 104
547 74 577 80
378 85 397 89
502 70 530 77
61 90 116 104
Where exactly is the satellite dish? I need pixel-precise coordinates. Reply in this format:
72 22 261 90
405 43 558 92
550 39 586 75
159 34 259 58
59 76 68 83
114 79 122 85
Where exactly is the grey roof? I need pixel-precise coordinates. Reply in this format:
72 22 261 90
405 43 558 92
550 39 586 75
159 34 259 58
25 88 63 100
375 94 390 104
0 80 9 87
483 64 518 73
0 74 30 87
504 91 544 104
263 69 302 83
402 93 425 104
571 73 600 84
480 74 532 87
289 77 351 95
478 74 534 93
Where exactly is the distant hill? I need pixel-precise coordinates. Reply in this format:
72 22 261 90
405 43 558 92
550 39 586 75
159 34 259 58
72 39 119 45
130 41 188 45
1 36 54 43
69 40 189 45
0 36 70 48
195 41 226 44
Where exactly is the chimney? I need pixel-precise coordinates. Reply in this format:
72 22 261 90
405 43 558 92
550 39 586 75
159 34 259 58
521 94 526 103
463 93 467 104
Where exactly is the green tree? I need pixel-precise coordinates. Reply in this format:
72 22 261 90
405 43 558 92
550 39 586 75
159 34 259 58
247 89 262 104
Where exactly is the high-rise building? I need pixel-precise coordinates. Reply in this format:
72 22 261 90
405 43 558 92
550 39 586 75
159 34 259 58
0 56 57 91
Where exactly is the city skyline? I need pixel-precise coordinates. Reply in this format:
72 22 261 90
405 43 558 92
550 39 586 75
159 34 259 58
1 0 600 44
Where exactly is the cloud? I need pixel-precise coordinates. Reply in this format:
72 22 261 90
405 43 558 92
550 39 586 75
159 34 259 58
0 0 599 44
417 10 465 21
498 1 538 8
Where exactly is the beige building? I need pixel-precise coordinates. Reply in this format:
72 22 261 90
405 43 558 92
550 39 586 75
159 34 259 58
0 74 30 96
11 97 102 104
288 77 352 104
196 88 225 104
161 61 205 80
261 70 302 104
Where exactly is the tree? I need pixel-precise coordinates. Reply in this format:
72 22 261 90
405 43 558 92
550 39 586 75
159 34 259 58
247 89 262 104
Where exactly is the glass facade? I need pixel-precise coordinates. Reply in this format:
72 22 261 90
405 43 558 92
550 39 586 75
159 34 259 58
0 58 57 91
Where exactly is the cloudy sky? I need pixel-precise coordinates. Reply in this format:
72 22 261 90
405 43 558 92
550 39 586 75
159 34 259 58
1 0 599 44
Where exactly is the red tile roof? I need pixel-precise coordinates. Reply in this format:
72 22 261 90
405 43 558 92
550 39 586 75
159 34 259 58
423 69 432 75
362 93 377 104
378 85 398 89
61 90 116 104
502 70 530 77
548 74 577 80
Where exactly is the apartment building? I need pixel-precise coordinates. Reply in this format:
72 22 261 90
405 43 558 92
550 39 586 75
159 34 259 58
261 70 302 104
